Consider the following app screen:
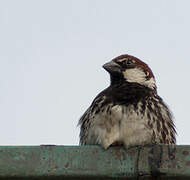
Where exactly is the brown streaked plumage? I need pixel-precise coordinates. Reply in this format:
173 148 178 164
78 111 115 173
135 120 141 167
78 54 176 149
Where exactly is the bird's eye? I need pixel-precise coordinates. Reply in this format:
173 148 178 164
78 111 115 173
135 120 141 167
116 59 134 68
116 60 126 67
126 59 133 65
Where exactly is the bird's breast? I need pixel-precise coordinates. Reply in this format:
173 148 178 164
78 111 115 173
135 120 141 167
89 103 152 148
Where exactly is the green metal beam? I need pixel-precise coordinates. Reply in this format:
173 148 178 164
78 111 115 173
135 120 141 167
0 145 190 179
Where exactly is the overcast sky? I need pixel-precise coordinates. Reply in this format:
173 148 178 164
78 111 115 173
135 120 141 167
0 0 189 145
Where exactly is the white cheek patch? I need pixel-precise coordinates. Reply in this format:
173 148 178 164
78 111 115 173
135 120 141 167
123 68 145 82
123 68 156 89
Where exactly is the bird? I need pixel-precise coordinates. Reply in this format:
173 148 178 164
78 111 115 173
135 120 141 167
78 54 176 149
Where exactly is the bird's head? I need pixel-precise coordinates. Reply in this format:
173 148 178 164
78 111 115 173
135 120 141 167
103 54 156 90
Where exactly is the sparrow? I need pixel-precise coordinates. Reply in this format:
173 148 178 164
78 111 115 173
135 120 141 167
78 54 176 149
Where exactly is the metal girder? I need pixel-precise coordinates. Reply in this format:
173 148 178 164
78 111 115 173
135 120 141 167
0 145 190 179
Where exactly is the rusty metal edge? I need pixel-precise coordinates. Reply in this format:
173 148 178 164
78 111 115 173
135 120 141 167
0 145 189 179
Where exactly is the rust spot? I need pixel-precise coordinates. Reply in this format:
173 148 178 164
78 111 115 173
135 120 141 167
65 162 69 168
186 161 190 166
114 147 126 162
183 151 189 156
92 149 98 155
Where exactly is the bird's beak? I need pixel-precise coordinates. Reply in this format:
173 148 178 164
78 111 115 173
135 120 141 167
103 61 121 74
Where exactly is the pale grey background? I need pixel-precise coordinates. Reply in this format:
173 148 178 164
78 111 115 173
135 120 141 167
0 0 189 145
